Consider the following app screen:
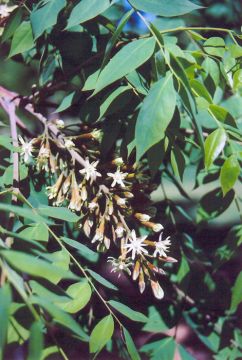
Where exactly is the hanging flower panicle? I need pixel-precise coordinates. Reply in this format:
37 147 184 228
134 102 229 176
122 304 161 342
18 121 177 299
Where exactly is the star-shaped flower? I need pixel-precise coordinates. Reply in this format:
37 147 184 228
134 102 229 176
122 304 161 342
107 169 128 188
18 135 34 163
124 230 148 260
79 158 101 184
153 233 171 258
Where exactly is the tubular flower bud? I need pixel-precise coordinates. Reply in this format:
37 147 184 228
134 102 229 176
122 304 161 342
134 213 151 222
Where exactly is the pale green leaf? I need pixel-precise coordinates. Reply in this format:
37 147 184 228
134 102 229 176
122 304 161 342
89 315 114 353
56 281 92 313
129 0 202 17
220 155 240 196
204 128 227 169
108 300 148 323
203 37 226 58
67 0 110 28
124 328 141 360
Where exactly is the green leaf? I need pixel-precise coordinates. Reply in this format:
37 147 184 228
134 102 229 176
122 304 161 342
2 8 23 42
37 206 80 222
0 250 76 282
230 272 242 312
178 344 195 360
27 321 44 360
0 284 11 360
208 104 236 127
98 86 131 120
204 128 227 169
135 73 176 160
30 0 66 39
99 9 134 73
9 21 34 57
190 79 213 104
67 0 110 28
0 135 19 152
203 37 226 58
141 337 176 359
170 146 186 181
87 269 118 291
19 223 49 242
129 0 202 17
123 328 141 360
0 203 48 224
108 300 148 323
38 249 70 284
93 37 156 95
40 346 59 360
30 296 88 341
233 69 242 93
56 281 92 313
61 237 98 263
89 315 114 354
30 280 70 303
55 91 78 113
220 155 240 196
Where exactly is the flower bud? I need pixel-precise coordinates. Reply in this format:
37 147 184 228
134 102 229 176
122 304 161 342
134 213 151 222
55 119 65 129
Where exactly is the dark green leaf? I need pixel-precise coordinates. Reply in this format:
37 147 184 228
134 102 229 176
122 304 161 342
135 73 176 160
93 37 156 95
87 269 118 291
61 237 98 263
9 21 34 57
30 0 66 39
123 328 141 360
230 271 242 312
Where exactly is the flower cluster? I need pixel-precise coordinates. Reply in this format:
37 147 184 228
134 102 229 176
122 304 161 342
18 120 177 299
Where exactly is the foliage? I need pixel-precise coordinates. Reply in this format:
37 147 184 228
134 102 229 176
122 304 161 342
0 0 242 359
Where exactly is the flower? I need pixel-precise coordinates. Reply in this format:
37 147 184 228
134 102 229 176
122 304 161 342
79 158 101 184
115 225 125 238
107 256 132 277
18 136 34 163
152 223 164 232
107 169 128 188
92 230 103 243
88 202 98 211
64 139 75 149
0 5 17 17
153 233 171 258
56 119 65 128
124 230 148 260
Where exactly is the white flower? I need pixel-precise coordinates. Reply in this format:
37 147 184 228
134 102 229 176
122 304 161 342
79 159 101 184
124 230 148 260
107 169 128 188
64 139 75 149
92 230 103 243
153 233 171 258
0 5 17 17
88 202 98 211
152 223 164 232
18 135 34 163
107 256 132 277
115 225 124 238
56 119 65 128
